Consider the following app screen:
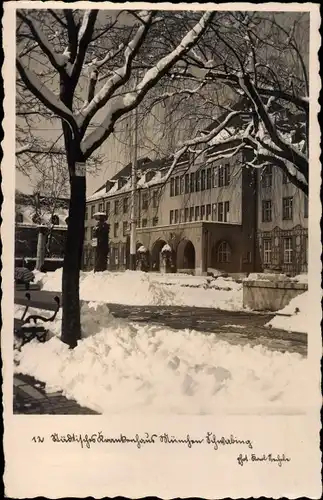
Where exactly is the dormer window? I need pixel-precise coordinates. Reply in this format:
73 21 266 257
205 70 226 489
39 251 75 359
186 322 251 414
105 181 114 193
15 212 23 223
145 171 154 183
51 214 59 225
32 213 41 225
118 177 127 190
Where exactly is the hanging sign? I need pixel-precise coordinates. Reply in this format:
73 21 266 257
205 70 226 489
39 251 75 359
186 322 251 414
75 162 86 177
92 238 98 247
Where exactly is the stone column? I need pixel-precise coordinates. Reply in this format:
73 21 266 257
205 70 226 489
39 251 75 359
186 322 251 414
36 226 46 271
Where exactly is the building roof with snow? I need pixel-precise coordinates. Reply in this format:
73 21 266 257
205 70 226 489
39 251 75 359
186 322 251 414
15 191 69 229
87 154 190 202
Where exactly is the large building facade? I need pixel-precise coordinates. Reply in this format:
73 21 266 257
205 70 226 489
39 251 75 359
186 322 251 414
83 144 308 276
15 191 69 271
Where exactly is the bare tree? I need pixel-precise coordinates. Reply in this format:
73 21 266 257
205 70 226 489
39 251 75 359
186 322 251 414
16 8 215 347
146 12 309 195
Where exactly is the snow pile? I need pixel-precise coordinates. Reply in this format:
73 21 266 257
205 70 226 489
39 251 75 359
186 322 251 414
266 292 308 333
15 302 308 415
244 273 308 282
36 269 243 310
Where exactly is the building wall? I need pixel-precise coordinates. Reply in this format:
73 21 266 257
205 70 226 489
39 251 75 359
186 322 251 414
256 166 308 275
84 152 307 276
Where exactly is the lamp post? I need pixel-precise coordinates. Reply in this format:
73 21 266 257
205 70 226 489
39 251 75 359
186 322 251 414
129 73 139 270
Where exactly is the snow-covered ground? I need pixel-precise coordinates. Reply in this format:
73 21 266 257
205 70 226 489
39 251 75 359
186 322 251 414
266 292 308 334
35 268 243 310
14 302 308 415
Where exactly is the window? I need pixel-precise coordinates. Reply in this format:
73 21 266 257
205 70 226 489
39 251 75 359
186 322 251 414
218 166 224 187
262 200 272 222
114 247 119 265
114 223 119 238
201 205 206 220
189 207 194 222
206 204 211 220
170 178 175 197
180 176 184 194
283 237 293 264
152 217 158 226
91 205 96 218
218 202 224 222
201 169 206 191
261 165 273 188
224 164 230 185
211 203 217 221
114 200 119 215
85 208 88 221
304 196 308 218
123 221 128 236
282 171 290 184
123 197 128 214
170 210 174 225
32 213 41 224
212 166 218 187
15 212 23 223
175 176 180 196
142 192 148 210
224 201 230 222
174 209 179 224
184 207 189 222
152 190 158 208
142 218 148 228
189 172 195 193
106 202 110 217
195 206 200 221
184 174 190 193
51 214 59 225
263 239 272 264
195 170 201 191
282 197 293 220
206 168 212 189
217 241 231 263
99 202 104 212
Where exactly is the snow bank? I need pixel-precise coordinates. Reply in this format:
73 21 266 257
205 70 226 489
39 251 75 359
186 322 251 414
15 303 307 415
36 269 243 310
266 292 308 333
244 273 308 283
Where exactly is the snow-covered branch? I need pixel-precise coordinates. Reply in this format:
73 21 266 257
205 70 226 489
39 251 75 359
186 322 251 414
16 144 66 156
81 11 215 157
16 58 78 135
17 11 71 73
239 72 308 177
76 11 154 131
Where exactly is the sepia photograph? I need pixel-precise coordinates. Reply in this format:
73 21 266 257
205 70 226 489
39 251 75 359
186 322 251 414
2 2 321 497
12 5 312 415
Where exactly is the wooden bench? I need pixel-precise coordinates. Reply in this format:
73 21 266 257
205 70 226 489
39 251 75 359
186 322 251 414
14 292 60 347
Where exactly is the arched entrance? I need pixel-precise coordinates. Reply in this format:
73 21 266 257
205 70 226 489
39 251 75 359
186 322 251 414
151 239 167 271
176 239 195 271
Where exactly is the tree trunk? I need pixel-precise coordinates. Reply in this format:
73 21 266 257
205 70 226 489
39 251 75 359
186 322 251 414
61 167 86 348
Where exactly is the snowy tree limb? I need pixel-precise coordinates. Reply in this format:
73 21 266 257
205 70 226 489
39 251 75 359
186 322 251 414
239 72 308 177
16 57 78 136
76 11 155 132
17 11 70 73
81 11 215 157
